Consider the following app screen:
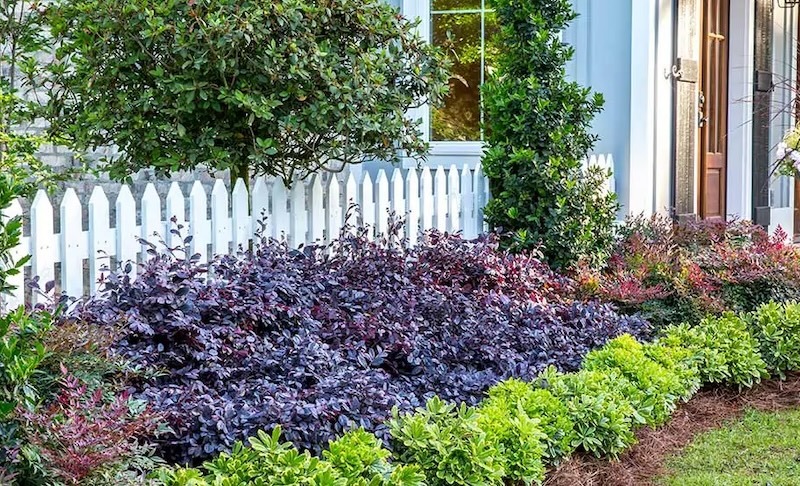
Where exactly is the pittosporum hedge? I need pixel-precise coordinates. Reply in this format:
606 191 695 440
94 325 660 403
71 224 650 464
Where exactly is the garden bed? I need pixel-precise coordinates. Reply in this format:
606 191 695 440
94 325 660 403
545 373 800 486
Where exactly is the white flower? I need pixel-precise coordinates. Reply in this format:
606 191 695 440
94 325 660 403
777 142 788 160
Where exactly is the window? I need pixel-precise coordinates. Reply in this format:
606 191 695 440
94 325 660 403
430 0 497 142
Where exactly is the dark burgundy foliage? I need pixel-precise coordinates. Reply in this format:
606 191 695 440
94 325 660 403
72 222 650 464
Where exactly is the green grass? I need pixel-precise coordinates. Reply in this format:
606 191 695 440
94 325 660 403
658 408 800 486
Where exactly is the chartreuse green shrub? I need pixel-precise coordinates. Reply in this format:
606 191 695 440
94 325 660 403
323 429 425 485
659 314 768 388
476 396 547 485
582 335 692 426
642 340 703 398
484 378 576 463
746 301 800 378
537 366 643 458
156 427 344 485
388 397 504 486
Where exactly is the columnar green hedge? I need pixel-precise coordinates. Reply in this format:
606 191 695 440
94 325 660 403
157 301 800 485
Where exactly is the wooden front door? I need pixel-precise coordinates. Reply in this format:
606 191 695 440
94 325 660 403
699 0 730 219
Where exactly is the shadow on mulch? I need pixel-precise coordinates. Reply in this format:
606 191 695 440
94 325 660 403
544 372 800 486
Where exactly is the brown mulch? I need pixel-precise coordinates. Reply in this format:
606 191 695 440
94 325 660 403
544 373 800 486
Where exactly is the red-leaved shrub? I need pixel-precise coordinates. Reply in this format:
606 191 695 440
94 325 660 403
19 366 161 484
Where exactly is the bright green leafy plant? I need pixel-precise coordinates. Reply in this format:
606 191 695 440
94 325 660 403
477 398 547 485
659 314 768 388
388 396 504 486
582 334 691 426
481 0 617 269
537 366 642 458
746 301 800 378
484 378 575 463
323 429 425 486
44 0 450 183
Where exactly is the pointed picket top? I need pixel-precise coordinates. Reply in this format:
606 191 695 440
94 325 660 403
326 175 342 244
251 176 271 239
360 172 375 237
271 178 289 239
231 178 249 250
211 179 231 255
405 168 420 244
460 166 475 239
420 167 433 232
165 182 186 247
375 169 390 237
447 165 460 233
344 172 359 231
189 181 209 264
59 189 85 298
3 199 25 309
309 174 325 243
140 183 162 253
433 166 447 231
30 189 55 303
115 184 138 278
289 180 308 248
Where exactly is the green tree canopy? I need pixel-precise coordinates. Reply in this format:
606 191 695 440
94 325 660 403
43 0 450 182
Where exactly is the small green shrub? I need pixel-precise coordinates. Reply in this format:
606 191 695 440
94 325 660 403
323 429 425 485
388 397 504 486
537 366 642 458
643 341 703 398
485 378 575 463
660 314 768 388
582 335 692 426
746 301 800 378
477 397 547 485
158 427 344 485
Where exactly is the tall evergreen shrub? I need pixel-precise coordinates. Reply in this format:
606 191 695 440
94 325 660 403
482 0 618 269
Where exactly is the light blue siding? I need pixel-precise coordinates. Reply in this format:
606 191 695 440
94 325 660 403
565 0 633 211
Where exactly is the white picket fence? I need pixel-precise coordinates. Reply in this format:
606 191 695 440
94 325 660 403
2 154 616 307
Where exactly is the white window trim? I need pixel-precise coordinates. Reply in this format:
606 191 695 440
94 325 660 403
402 0 486 161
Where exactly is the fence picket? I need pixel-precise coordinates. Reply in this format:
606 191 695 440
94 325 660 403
30 190 54 304
251 177 270 238
326 175 342 243
231 179 249 250
375 170 389 237
406 169 420 244
211 179 230 255
289 181 307 248
5 155 615 302
115 185 138 277
420 167 433 232
165 183 186 247
434 167 447 231
447 165 460 233
460 166 475 239
309 175 324 243
272 178 289 239
59 189 85 298
344 173 358 232
361 173 375 236
189 181 209 264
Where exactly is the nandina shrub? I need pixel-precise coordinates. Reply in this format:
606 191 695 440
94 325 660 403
71 224 650 464
578 215 800 327
18 367 162 484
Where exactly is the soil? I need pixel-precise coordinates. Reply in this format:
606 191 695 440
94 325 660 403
543 373 800 486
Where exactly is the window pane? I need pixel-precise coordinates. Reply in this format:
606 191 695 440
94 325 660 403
431 12 481 141
432 0 481 11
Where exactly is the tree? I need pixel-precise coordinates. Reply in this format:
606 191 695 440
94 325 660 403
43 0 450 183
481 0 618 270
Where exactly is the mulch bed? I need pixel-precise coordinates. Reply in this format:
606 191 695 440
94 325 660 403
544 373 800 486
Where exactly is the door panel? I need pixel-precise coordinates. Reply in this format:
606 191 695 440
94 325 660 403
700 0 730 220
